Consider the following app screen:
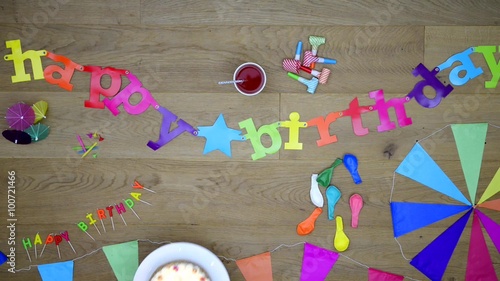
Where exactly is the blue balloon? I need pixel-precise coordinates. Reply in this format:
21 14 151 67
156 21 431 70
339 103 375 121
343 154 362 184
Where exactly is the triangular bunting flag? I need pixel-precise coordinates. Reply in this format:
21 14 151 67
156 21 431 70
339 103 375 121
368 268 404 281
478 198 500 211
410 209 472 281
300 242 339 281
476 209 500 254
102 240 138 281
477 167 500 204
465 210 498 281
396 143 470 205
451 123 488 204
391 202 470 237
236 252 273 281
38 261 74 281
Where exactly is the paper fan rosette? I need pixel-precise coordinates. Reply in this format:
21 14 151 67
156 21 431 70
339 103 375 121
390 123 500 281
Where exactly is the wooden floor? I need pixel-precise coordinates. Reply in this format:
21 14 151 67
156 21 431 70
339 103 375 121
1 0 500 280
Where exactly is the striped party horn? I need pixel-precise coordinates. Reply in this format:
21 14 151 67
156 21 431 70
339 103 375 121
287 72 319 94
303 51 336 67
309 35 325 69
309 36 326 56
283 58 301 74
300 66 331 84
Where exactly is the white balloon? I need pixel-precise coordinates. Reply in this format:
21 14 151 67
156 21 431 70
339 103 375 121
310 174 324 208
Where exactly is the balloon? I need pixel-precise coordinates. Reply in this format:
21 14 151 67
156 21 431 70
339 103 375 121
317 158 343 188
334 216 350 252
297 207 323 236
343 154 362 184
349 194 363 228
326 185 341 220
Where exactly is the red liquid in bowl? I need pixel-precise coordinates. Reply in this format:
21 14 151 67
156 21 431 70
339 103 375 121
235 65 265 95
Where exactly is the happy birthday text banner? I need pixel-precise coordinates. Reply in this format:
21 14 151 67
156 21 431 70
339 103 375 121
3 40 500 160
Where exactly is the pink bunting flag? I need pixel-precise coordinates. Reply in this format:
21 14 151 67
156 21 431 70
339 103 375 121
368 268 404 281
300 242 339 281
465 210 498 281
236 252 273 281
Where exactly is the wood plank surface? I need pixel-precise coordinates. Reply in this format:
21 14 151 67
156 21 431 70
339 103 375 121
1 1 500 281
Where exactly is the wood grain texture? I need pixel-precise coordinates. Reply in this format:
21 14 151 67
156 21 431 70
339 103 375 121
1 1 500 281
141 0 500 26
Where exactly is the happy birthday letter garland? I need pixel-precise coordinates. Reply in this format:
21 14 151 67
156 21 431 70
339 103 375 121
3 40 500 160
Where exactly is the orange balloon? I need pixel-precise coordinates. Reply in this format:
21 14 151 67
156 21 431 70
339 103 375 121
297 207 323 236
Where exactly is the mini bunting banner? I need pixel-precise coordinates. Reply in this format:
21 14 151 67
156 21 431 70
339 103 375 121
37 260 74 281
368 267 404 281
102 240 138 281
236 252 273 281
300 242 339 281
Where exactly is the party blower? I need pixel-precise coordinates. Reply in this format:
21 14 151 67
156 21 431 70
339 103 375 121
282 59 331 85
287 72 319 94
309 35 326 69
303 51 337 68
281 41 304 74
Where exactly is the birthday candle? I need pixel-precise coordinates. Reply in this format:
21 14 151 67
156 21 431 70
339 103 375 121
60 231 76 254
133 180 156 193
124 198 141 220
22 237 32 262
97 208 107 233
39 233 54 257
86 213 101 235
106 206 115 230
77 222 95 241
115 202 127 226
54 234 62 259
34 232 43 259
130 192 152 206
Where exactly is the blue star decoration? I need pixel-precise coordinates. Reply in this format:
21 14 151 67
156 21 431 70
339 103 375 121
197 113 246 157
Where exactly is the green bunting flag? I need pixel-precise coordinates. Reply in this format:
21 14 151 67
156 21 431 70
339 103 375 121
102 240 139 281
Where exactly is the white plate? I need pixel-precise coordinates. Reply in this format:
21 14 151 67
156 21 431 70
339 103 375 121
134 242 230 281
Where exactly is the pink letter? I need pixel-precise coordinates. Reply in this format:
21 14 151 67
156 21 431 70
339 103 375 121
83 66 128 109
369 89 412 132
103 72 159 116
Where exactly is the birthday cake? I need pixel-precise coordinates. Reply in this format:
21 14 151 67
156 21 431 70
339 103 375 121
150 261 210 281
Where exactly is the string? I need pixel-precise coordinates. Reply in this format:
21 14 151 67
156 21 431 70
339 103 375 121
14 239 421 279
14 239 172 272
416 124 450 143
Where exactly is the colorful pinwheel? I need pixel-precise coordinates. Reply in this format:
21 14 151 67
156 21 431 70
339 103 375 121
390 123 500 281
